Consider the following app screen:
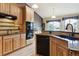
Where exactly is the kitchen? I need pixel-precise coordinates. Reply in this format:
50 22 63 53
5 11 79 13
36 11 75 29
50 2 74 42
0 3 79 56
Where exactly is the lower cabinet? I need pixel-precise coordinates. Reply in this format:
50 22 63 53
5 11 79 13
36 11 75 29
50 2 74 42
50 37 68 56
3 35 13 55
56 45 68 56
13 34 20 50
1 33 26 55
0 36 2 56
68 50 79 56
20 33 26 47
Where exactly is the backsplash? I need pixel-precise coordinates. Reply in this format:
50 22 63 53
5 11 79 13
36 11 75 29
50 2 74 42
0 19 19 30
0 18 20 35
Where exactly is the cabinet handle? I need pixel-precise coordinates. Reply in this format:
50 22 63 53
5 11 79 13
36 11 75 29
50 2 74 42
69 51 72 56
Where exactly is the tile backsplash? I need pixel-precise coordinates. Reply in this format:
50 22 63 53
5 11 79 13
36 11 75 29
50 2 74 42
0 19 20 35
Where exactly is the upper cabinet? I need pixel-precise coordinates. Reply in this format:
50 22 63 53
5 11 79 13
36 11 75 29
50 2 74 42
26 6 34 22
10 4 18 16
10 4 22 25
0 3 30 33
0 3 10 14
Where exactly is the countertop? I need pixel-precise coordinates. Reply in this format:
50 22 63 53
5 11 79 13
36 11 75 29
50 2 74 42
36 33 79 51
44 31 79 34
0 32 26 36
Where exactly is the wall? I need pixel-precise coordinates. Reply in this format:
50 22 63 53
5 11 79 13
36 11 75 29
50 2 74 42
34 12 43 32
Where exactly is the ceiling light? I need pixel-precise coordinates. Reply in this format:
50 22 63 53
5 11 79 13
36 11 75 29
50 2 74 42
51 8 56 18
32 4 39 9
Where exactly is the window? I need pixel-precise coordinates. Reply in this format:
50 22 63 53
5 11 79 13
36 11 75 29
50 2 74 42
45 21 60 31
64 19 78 31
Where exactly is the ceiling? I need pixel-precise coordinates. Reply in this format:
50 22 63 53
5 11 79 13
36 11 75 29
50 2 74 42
28 3 79 18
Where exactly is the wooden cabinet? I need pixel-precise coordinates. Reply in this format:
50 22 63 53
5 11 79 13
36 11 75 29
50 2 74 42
0 3 25 32
0 3 10 14
26 6 31 22
10 4 18 16
3 35 13 55
26 6 34 22
50 37 68 56
20 33 26 47
2 33 25 55
0 36 2 56
56 45 68 56
68 50 79 56
10 4 23 32
30 9 34 22
50 39 57 56
10 4 22 25
13 34 20 50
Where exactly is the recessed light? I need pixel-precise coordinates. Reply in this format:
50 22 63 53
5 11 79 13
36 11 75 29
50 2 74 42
32 4 39 9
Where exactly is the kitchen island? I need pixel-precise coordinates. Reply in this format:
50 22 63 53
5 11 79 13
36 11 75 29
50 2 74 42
36 33 79 56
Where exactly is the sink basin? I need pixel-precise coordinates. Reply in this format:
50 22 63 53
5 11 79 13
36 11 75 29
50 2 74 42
57 35 79 40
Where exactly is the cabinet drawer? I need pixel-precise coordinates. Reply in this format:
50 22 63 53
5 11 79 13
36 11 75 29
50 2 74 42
3 35 12 39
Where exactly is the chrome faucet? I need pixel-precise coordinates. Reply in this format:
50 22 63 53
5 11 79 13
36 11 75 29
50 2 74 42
66 23 74 36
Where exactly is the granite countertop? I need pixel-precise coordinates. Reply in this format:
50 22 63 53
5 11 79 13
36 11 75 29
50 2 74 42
44 31 79 34
0 32 26 36
0 33 20 36
36 33 79 51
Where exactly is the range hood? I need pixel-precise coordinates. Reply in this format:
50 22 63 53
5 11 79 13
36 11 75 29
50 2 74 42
0 12 17 20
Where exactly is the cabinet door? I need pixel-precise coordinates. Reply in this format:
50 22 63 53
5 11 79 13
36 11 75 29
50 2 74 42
13 34 20 50
50 37 68 56
30 9 34 22
56 45 68 56
26 6 31 22
10 4 22 25
20 34 26 47
50 41 57 56
0 37 2 56
10 4 17 16
3 35 13 55
0 3 10 14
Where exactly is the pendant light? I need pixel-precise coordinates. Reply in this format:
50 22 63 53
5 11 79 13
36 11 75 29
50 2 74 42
32 4 39 9
51 8 56 18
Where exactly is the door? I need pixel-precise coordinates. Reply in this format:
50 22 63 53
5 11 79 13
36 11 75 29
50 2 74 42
3 35 13 55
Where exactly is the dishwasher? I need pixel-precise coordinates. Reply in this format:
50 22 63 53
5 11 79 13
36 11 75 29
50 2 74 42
36 35 50 56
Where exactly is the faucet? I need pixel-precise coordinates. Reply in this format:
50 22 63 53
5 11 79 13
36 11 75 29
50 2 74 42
66 23 74 36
